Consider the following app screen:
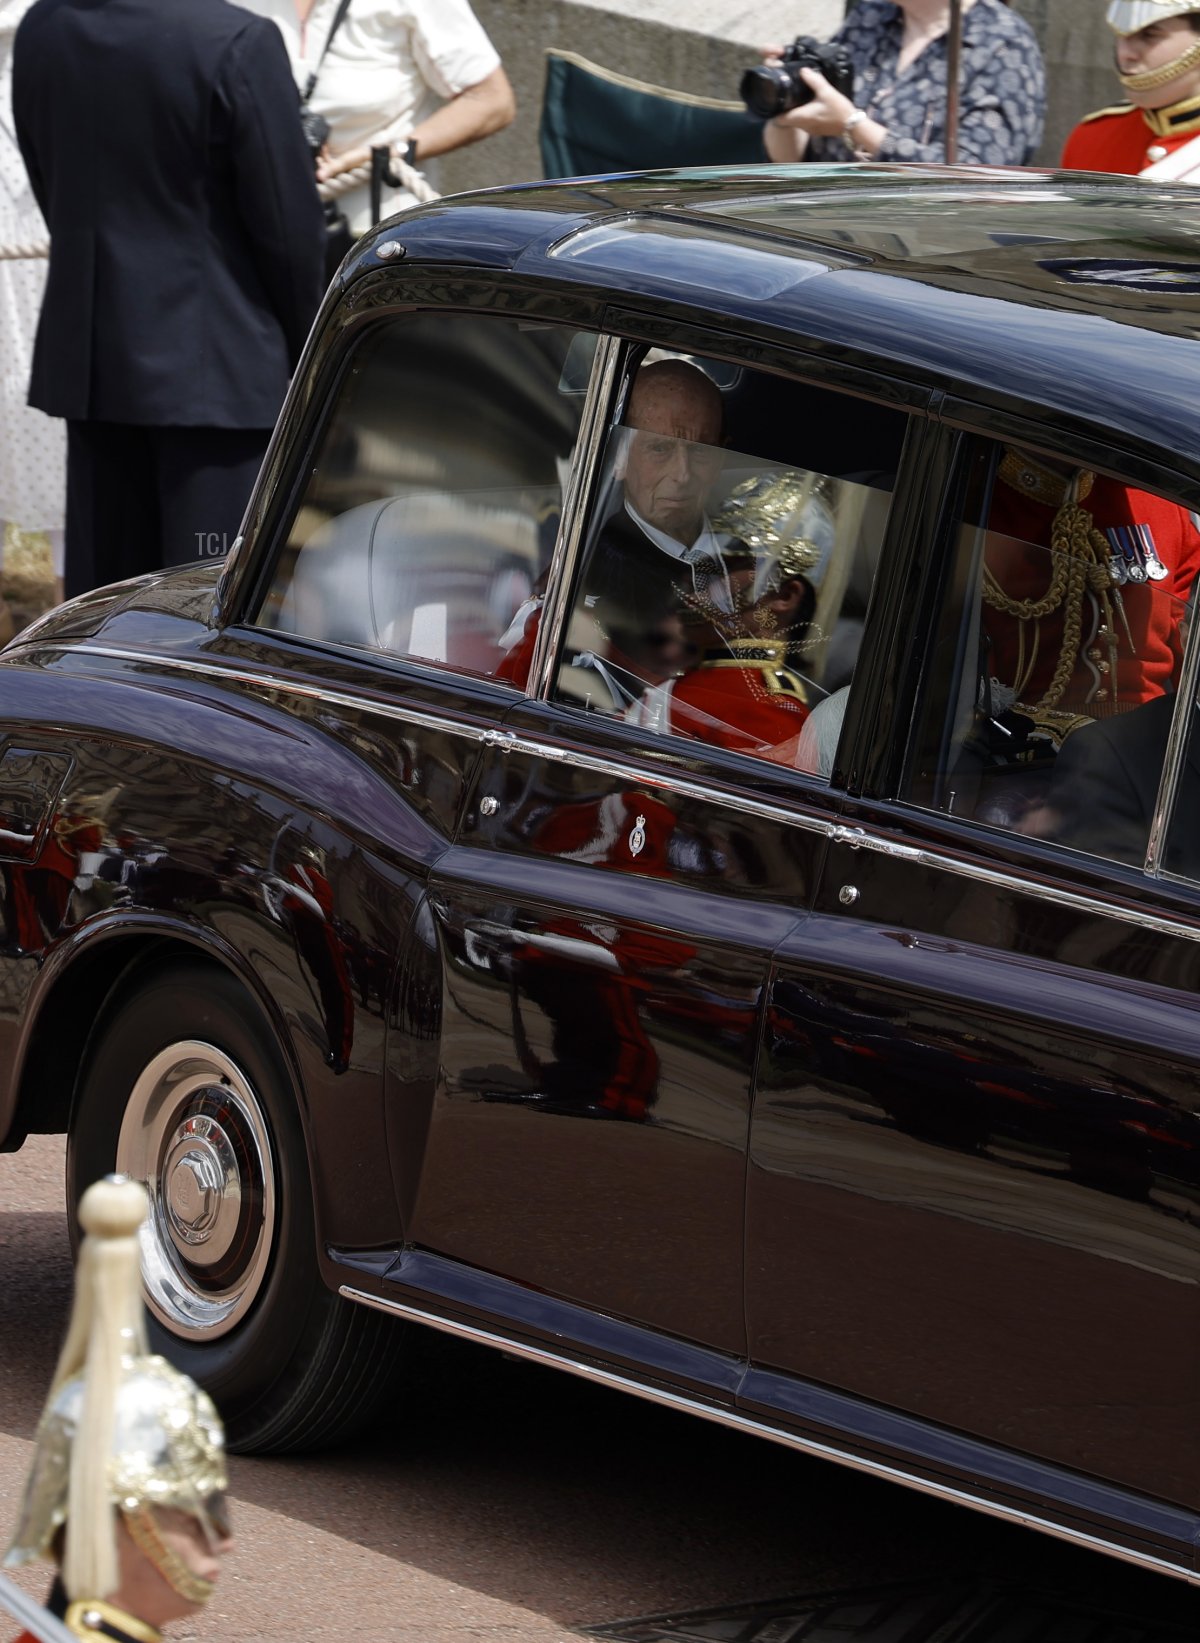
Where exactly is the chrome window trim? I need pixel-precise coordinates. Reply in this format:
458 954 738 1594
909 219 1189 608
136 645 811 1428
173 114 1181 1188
1147 608 1200 875
43 645 497 750
340 1285 1197 1588
528 333 624 702
29 643 1200 947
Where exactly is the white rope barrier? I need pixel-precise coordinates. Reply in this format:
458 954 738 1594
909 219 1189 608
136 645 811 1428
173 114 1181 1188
318 148 439 206
0 240 48 260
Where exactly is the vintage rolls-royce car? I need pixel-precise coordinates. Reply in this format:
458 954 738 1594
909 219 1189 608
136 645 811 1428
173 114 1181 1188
2 165 1200 1580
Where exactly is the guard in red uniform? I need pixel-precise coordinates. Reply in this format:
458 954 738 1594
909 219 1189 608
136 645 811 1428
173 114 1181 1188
984 451 1200 717
1062 2 1200 181
624 543 816 760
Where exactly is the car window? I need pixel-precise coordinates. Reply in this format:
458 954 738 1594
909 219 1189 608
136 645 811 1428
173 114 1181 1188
254 315 597 681
1159 678 1200 880
906 437 1200 870
547 351 910 779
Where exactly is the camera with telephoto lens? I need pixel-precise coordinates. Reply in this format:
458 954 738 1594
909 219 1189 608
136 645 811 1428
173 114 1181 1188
739 37 855 120
299 105 331 165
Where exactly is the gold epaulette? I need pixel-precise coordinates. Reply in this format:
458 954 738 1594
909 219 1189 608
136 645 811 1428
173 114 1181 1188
699 642 809 702
1077 103 1134 124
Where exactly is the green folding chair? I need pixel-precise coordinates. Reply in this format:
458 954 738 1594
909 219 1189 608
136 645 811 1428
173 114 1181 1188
539 48 767 178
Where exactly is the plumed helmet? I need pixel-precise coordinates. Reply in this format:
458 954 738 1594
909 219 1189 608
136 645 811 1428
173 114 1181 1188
1108 0 1200 35
712 468 837 601
3 1178 228 1602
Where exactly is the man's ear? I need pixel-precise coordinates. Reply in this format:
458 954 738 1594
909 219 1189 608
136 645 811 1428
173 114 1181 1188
771 576 815 625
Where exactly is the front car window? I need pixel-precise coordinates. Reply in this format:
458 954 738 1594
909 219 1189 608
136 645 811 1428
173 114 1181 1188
255 314 597 682
549 351 911 779
907 437 1200 871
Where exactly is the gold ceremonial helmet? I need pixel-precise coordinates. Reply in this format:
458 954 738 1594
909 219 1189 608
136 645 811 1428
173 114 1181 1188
1108 0 1200 33
4 1178 229 1605
713 468 836 602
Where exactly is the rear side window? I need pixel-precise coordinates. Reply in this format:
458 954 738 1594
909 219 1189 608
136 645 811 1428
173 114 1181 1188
547 349 911 781
905 436 1200 871
255 314 597 680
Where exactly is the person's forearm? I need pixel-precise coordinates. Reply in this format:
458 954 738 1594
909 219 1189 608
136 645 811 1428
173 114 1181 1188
765 109 888 162
842 113 888 158
764 119 809 161
409 65 515 161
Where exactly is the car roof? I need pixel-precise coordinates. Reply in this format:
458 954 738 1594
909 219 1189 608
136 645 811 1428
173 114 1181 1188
354 165 1200 482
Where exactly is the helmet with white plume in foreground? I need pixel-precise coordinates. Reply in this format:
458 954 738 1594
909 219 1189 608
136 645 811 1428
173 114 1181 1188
4 1177 230 1640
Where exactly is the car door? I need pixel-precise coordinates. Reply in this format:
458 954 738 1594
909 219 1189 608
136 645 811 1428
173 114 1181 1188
745 422 1200 1520
233 300 606 1250
411 334 921 1363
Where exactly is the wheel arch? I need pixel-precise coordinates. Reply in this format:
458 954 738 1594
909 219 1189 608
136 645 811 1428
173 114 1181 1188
8 914 313 1167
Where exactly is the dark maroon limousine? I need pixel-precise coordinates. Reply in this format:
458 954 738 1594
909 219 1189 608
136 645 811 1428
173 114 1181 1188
3 164 1200 1582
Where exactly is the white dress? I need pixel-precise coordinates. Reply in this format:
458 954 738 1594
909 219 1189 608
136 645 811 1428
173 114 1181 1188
0 0 65 549
234 0 500 232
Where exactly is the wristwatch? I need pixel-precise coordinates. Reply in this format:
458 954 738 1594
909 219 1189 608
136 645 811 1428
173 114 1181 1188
841 109 866 146
402 137 419 167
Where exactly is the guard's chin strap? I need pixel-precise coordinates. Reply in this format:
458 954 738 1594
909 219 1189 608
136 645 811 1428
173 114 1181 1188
1119 35 1200 93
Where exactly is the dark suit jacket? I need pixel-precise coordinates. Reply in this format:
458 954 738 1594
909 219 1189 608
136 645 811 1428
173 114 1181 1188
1048 692 1200 875
583 506 760 665
14 0 326 427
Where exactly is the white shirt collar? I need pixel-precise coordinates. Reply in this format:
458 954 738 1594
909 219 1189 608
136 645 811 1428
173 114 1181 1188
624 501 727 562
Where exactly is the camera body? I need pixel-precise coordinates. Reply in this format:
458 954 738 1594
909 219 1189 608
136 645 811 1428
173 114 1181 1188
299 105 331 164
739 37 855 120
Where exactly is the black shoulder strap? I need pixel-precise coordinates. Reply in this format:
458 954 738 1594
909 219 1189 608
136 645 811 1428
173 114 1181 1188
301 0 354 104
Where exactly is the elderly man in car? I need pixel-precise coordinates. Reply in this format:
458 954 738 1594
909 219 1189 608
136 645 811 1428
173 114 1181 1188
578 359 819 740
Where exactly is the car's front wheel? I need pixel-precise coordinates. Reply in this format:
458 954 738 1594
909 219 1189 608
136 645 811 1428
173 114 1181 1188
67 957 404 1452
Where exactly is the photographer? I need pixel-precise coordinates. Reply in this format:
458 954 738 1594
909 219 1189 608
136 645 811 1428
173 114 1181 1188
759 0 1045 167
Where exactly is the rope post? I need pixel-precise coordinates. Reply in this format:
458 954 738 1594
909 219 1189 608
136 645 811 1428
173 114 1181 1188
945 0 963 164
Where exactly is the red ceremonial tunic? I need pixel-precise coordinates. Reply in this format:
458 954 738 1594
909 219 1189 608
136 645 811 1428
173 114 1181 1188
1062 100 1200 176
984 472 1200 713
663 644 811 756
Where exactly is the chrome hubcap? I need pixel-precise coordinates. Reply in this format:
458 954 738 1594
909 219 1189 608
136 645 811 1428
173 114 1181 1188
115 1040 276 1340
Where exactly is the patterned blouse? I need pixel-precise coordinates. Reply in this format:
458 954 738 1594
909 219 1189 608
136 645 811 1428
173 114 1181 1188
807 0 1045 167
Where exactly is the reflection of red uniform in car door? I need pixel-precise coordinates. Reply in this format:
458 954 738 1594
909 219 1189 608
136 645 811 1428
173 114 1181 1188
281 859 354 1073
418 725 813 1357
513 790 692 1120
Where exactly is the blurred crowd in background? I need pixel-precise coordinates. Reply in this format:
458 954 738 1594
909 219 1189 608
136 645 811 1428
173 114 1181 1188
1 0 1198 630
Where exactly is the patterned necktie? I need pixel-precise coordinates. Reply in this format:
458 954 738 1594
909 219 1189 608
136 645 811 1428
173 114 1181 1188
682 545 729 610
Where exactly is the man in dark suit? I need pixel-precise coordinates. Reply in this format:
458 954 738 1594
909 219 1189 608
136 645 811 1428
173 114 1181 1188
13 0 326 598
584 358 732 672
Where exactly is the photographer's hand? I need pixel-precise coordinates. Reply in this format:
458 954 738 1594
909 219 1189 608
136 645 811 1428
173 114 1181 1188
758 44 807 159
766 68 887 159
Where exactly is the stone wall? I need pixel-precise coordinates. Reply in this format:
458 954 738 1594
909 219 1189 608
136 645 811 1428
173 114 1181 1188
434 0 1121 197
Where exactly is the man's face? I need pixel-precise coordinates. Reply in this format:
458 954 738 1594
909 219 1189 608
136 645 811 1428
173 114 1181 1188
1117 17 1200 106
115 1506 234 1627
622 380 724 544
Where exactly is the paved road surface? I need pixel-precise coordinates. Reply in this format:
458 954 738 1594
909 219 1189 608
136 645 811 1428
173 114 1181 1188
2 1136 1197 1641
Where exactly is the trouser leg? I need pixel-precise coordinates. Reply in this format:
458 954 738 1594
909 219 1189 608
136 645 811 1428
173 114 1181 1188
64 422 158 599
150 427 271 570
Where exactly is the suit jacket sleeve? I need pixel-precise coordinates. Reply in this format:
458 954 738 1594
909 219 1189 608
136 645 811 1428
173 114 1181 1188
219 18 326 366
11 14 48 220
